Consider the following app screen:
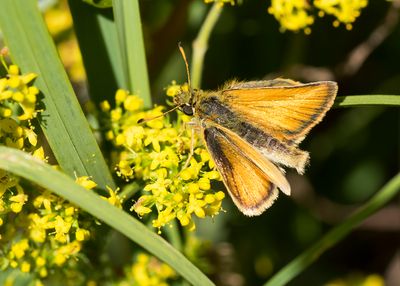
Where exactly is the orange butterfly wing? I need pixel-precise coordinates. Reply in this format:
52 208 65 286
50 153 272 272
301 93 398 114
203 122 290 216
221 80 338 145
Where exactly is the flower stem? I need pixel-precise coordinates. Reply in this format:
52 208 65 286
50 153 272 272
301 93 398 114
334 95 400 107
164 220 183 251
264 172 400 286
191 2 223 89
119 182 141 202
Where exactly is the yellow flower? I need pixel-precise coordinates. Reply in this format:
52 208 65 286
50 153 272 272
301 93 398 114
268 0 314 33
315 0 368 30
54 215 72 243
36 256 46 267
53 241 82 266
10 239 29 259
363 274 384 286
166 81 182 97
75 228 90 241
101 186 123 208
0 64 39 121
115 89 128 104
20 261 31 273
100 100 111 112
9 186 28 213
124 252 176 285
44 3 73 36
124 95 144 111
29 213 49 243
76 176 98 190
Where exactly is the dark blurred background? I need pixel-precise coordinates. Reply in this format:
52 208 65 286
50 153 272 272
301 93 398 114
139 1 400 285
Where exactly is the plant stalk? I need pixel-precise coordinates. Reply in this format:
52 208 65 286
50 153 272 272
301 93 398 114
191 2 223 89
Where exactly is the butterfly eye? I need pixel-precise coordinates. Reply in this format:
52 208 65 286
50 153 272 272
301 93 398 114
182 104 194 116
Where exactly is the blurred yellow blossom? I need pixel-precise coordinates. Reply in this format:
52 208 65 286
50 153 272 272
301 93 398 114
315 0 368 30
268 0 314 33
325 273 384 286
44 1 86 82
268 0 368 32
115 252 176 286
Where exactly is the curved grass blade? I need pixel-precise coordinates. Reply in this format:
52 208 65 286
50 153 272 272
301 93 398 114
0 0 115 189
112 0 151 108
0 146 215 286
264 173 400 286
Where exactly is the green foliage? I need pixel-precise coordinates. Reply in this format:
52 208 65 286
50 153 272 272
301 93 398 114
0 0 115 189
0 0 399 285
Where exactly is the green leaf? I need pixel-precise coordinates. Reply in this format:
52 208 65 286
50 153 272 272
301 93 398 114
68 0 124 104
112 0 152 108
264 172 400 286
0 146 215 286
0 0 115 189
334 95 400 108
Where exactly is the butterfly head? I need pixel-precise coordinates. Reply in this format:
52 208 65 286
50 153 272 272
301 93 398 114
173 87 195 116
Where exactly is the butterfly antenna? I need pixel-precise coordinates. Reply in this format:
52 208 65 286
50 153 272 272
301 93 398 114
137 105 180 124
178 42 192 90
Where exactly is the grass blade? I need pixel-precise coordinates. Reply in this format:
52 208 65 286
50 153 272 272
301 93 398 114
112 0 151 108
264 173 400 286
0 146 214 286
334 95 400 107
0 0 115 189
68 0 124 104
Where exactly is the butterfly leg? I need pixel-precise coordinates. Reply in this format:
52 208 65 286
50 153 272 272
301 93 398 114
177 119 201 176
181 126 195 170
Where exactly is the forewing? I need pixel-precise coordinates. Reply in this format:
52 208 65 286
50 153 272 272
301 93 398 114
203 124 290 216
221 80 338 144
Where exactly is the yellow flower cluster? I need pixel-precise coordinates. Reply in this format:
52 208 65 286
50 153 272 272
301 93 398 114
115 252 176 286
0 61 109 282
268 0 368 32
268 0 314 34
0 61 44 231
0 64 39 121
102 85 224 232
0 176 95 279
315 0 368 30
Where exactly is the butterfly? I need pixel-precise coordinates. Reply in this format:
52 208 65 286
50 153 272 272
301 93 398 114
144 46 338 216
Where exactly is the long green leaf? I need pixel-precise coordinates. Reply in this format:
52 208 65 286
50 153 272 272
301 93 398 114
264 173 400 286
334 95 400 107
0 0 115 189
68 0 124 104
0 146 214 286
112 0 152 108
